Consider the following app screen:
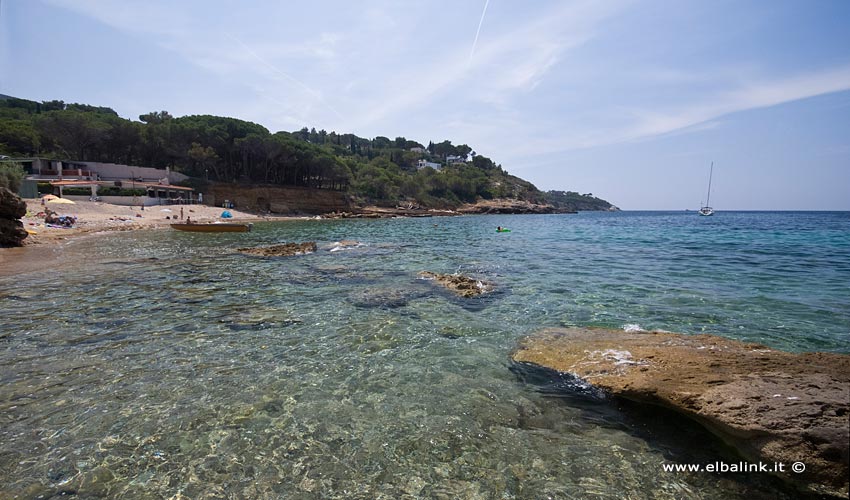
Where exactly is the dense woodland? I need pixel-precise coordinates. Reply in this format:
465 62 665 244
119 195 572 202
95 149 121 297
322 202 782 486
0 95 614 210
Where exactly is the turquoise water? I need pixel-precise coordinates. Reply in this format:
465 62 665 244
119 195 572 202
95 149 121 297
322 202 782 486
1 211 848 498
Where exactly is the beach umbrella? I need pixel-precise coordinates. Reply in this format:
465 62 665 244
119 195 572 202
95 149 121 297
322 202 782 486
47 198 76 205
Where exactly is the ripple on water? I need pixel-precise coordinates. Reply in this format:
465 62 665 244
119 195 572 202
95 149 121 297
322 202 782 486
0 212 846 498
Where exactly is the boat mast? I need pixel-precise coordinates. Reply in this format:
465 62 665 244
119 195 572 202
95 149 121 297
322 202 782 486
705 161 713 207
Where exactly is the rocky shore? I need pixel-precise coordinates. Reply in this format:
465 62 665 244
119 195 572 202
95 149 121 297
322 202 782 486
327 198 585 218
512 327 850 498
0 187 28 247
457 199 568 214
322 206 457 219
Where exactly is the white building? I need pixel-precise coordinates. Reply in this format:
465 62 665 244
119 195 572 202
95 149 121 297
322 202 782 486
13 157 197 204
417 159 442 170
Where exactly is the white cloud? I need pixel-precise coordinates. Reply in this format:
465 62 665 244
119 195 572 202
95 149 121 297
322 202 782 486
45 0 347 125
499 63 850 161
39 0 850 164
628 65 850 140
347 1 628 129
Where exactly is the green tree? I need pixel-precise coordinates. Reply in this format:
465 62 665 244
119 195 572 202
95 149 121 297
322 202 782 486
99 116 141 164
188 142 219 180
35 110 109 160
431 140 456 159
472 154 496 171
40 100 66 112
0 121 40 155
372 136 392 149
139 111 174 124
0 162 26 191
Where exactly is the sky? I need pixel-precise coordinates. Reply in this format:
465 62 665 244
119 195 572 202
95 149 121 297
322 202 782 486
1 0 849 210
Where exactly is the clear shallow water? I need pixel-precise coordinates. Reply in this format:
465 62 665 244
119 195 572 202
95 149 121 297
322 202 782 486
1 211 848 498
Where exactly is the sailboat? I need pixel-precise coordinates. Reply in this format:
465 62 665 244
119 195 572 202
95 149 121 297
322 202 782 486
698 162 715 216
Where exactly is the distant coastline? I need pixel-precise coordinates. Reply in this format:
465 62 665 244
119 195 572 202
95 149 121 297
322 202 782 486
0 95 617 214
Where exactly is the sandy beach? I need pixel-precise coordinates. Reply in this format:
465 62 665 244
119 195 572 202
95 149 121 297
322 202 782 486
0 200 295 276
21 199 272 243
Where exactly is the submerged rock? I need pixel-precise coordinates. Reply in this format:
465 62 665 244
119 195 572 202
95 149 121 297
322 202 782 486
418 271 494 298
511 327 850 498
238 242 317 257
348 286 428 309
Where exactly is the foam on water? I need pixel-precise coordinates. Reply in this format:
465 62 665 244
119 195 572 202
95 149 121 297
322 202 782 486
622 323 645 332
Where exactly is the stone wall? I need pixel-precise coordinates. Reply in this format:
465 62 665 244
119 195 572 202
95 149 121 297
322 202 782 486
204 184 352 215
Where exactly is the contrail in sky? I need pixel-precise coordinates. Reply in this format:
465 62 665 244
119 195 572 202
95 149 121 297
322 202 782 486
224 32 344 121
469 0 490 63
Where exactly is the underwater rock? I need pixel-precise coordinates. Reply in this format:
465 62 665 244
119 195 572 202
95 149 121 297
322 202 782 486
238 242 317 257
511 327 850 498
417 271 494 298
348 286 427 309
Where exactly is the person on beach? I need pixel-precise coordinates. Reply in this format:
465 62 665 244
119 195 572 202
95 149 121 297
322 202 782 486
180 207 184 220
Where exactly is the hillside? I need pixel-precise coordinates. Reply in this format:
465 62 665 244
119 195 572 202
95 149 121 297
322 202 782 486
0 96 616 212
544 190 618 212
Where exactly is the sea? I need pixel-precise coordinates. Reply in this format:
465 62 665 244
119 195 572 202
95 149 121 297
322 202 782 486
1 211 848 499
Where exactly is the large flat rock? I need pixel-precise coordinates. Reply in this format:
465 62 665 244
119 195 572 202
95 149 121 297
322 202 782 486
511 327 850 498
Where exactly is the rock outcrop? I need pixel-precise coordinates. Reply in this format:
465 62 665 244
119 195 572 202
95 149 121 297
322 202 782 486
418 271 494 298
0 187 28 247
238 242 317 257
511 327 850 498
456 199 562 214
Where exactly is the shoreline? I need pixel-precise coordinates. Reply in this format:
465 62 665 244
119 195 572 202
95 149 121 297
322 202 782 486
19 199 282 244
0 200 303 277
0 198 540 276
